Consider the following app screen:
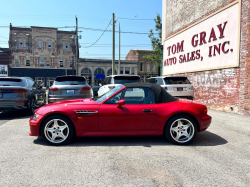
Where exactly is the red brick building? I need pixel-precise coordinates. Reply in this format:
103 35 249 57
162 0 250 115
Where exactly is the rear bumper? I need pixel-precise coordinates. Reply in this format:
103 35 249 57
198 114 212 132
168 90 194 97
0 101 28 110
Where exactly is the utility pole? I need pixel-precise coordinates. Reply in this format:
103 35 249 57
116 19 120 75
112 13 115 75
76 16 78 76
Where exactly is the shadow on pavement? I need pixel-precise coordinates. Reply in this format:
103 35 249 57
0 110 32 120
33 131 227 147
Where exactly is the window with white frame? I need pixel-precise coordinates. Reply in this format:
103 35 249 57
131 67 135 75
40 60 44 67
48 41 52 50
60 60 64 67
38 40 42 49
125 67 130 74
15 60 19 66
147 63 150 72
63 42 70 51
120 67 123 74
18 40 26 48
153 63 156 72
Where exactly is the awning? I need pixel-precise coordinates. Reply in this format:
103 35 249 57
94 73 105 79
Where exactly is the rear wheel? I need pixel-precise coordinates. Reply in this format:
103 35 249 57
41 115 74 145
165 115 197 145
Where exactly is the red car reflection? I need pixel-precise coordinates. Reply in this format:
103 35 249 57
29 83 211 145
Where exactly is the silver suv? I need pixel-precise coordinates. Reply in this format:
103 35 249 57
146 76 194 100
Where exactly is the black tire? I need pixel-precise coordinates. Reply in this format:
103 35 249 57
165 114 197 145
41 115 75 146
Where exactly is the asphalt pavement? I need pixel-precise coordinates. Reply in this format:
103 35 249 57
0 109 249 186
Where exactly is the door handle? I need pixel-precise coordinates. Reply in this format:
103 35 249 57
143 109 153 112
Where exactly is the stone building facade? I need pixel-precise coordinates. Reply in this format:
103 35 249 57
162 0 250 115
9 24 76 86
126 49 159 81
78 58 138 86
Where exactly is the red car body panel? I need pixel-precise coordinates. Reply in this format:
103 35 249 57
29 86 211 138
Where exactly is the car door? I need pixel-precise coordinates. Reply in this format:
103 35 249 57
99 87 156 130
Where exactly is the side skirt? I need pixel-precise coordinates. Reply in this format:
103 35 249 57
76 130 163 137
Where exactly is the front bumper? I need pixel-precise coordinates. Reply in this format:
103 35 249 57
29 114 44 136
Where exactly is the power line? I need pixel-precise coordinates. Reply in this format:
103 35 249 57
119 17 154 21
83 19 112 48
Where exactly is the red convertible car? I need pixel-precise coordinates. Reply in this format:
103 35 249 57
29 83 211 145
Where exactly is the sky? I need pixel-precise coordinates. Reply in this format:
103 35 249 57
0 0 162 60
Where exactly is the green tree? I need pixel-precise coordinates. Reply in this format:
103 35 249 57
143 14 162 78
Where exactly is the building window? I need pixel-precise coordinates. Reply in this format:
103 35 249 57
125 67 130 74
131 67 135 75
18 40 26 48
46 63 50 67
147 63 150 72
153 64 156 72
63 42 70 51
147 55 150 57
70 61 73 67
15 60 19 66
26 60 30 66
140 63 144 71
107 69 117 76
60 61 64 67
40 60 44 67
140 54 143 58
120 67 123 74
48 41 52 50
38 40 42 49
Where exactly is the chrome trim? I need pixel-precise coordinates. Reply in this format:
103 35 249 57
76 111 98 114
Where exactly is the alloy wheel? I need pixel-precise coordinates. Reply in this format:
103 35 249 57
44 119 69 144
170 118 195 143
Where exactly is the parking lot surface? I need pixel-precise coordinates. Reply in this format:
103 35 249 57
0 110 249 186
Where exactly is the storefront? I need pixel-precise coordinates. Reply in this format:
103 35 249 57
162 0 250 115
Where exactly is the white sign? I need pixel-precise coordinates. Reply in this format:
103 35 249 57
163 3 240 75
0 65 8 76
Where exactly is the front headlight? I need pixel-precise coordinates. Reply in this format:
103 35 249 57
33 113 39 120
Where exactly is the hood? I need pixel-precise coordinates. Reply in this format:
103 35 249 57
35 98 99 115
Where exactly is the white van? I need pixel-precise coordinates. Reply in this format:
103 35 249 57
146 76 194 100
97 75 141 97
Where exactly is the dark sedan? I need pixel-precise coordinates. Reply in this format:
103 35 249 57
0 77 46 114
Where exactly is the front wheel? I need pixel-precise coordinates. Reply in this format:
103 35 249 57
165 115 197 145
41 115 75 145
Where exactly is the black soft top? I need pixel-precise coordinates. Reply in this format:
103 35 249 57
123 83 179 104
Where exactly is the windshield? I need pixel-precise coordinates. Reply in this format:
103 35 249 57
54 76 86 85
164 77 191 84
95 85 124 103
114 76 141 84
0 78 22 86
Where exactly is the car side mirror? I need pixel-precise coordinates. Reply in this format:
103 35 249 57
117 99 125 107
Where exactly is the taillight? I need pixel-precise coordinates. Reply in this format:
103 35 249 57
13 89 28 93
108 86 115 90
15 100 24 103
49 87 58 91
204 108 207 114
82 87 91 90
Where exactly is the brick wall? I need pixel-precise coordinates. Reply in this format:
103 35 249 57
164 0 250 115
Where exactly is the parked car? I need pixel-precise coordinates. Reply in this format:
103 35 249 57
29 82 211 146
146 76 194 100
98 75 141 96
0 77 46 114
92 86 100 97
48 76 93 103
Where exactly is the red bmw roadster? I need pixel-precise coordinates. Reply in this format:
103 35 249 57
29 83 211 145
